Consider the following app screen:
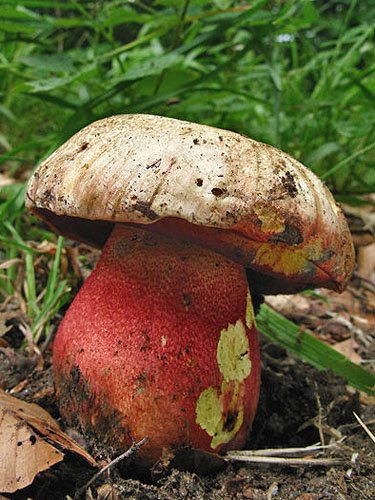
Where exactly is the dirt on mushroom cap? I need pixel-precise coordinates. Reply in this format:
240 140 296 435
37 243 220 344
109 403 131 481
25 114 354 293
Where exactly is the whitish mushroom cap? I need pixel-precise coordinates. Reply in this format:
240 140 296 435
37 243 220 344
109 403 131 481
25 114 354 294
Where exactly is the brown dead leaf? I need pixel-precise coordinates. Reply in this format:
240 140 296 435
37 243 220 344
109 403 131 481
26 240 69 276
343 203 375 234
359 391 375 405
0 392 63 493
352 232 375 247
332 338 362 364
0 173 16 188
0 312 18 337
0 389 97 493
96 484 120 500
265 294 311 321
0 258 23 271
357 242 375 279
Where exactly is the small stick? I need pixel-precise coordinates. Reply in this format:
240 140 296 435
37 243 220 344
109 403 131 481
226 455 343 466
40 324 56 354
75 437 149 498
353 412 375 445
227 443 338 457
352 271 375 288
315 385 325 447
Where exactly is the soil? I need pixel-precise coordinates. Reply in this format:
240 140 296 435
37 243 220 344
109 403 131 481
1 242 375 499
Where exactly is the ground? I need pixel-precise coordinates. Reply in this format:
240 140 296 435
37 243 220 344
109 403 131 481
1 250 375 499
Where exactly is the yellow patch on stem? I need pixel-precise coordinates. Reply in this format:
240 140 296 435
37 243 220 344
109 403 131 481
217 319 251 383
195 387 225 441
195 382 244 449
246 289 255 329
196 291 253 449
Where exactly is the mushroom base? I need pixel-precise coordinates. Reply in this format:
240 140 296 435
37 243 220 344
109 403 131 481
53 225 260 465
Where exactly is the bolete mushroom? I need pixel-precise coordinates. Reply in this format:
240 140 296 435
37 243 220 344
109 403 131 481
25 114 354 465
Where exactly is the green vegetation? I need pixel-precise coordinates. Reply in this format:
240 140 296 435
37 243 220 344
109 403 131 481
0 0 374 390
257 305 375 395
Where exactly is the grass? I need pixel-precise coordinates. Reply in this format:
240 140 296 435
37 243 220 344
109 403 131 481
257 304 375 396
0 0 375 391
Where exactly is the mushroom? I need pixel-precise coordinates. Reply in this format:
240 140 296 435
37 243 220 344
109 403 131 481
25 114 354 465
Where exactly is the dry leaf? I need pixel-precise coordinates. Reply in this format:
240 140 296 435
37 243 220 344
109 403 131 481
343 203 375 233
332 338 362 364
265 294 311 321
351 232 375 247
2 391 98 465
357 242 375 279
359 391 375 405
96 484 120 500
0 393 63 493
0 173 16 188
0 312 18 337
0 259 23 271
0 389 97 493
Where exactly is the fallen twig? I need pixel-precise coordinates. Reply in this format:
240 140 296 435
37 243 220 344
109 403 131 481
75 437 149 498
352 271 375 289
226 442 344 467
315 386 325 447
353 412 375 445
226 454 343 466
227 443 338 457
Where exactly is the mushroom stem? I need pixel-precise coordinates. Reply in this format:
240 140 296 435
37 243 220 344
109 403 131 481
53 225 260 464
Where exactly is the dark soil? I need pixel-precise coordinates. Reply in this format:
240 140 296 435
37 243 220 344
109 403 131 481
2 332 374 500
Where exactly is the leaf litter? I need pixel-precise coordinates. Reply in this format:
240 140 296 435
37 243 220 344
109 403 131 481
0 389 97 494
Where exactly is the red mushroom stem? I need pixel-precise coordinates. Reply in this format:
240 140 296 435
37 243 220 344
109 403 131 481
53 225 260 464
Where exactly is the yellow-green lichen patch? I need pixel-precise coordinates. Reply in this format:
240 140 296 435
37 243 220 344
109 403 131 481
195 383 244 449
246 289 255 329
217 319 251 383
195 387 223 439
196 312 252 449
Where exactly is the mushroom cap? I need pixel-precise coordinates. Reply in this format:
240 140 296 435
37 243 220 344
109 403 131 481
25 114 354 294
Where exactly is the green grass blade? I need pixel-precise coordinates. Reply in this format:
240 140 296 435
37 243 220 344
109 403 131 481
2 219 38 305
321 141 375 180
31 279 69 341
0 184 26 222
257 304 375 396
43 235 64 306
0 234 37 254
24 250 39 317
